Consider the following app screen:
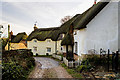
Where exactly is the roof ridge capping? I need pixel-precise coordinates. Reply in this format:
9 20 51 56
74 1 109 29
35 27 60 31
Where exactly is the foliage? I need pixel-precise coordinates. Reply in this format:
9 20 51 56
60 62 83 78
2 49 35 80
33 55 52 57
1 38 8 50
2 62 26 80
76 59 93 73
60 16 72 24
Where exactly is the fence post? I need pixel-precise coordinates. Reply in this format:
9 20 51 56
107 49 110 72
112 52 115 71
115 51 118 72
100 48 102 58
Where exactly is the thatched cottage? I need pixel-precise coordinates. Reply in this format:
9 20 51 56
27 24 65 55
60 1 119 59
5 32 27 50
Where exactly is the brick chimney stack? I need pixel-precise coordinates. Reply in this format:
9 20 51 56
34 21 38 31
10 31 13 35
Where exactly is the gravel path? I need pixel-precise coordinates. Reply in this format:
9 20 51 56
28 57 72 79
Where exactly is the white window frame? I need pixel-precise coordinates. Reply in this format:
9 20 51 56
33 46 37 51
47 47 51 52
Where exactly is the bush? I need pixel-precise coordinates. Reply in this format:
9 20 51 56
2 49 35 80
76 59 93 73
2 62 26 80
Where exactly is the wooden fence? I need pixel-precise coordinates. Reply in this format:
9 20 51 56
63 57 81 68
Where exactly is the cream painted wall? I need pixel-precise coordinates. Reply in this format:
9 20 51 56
57 40 63 54
27 39 62 55
62 46 66 53
74 2 118 56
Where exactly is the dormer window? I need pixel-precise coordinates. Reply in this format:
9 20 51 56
34 40 37 42
47 40 51 43
74 31 77 35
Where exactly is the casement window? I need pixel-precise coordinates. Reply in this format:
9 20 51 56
33 46 37 51
47 48 51 52
74 42 78 54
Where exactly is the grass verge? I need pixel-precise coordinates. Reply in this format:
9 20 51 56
60 62 83 78
33 55 52 57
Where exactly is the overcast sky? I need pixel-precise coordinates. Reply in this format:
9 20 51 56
0 0 100 37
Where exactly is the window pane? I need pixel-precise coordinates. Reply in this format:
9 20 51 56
33 46 37 51
47 48 51 52
75 42 77 54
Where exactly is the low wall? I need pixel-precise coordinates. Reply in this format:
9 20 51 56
52 54 62 60
63 57 68 67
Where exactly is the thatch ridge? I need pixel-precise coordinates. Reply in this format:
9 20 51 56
11 32 27 43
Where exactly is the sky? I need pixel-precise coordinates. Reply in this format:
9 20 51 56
0 0 100 37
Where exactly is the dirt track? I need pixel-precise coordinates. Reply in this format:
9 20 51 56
28 57 72 79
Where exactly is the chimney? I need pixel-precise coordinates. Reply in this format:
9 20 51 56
94 0 97 4
34 22 38 31
10 31 13 35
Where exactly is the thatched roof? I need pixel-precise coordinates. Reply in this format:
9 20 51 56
11 32 27 43
60 14 80 33
27 2 109 42
61 2 108 45
27 27 62 41
61 33 74 46
74 2 109 29
27 14 80 41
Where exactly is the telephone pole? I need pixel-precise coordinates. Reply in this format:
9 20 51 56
8 25 10 50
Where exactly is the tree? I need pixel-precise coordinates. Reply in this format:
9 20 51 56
60 16 72 24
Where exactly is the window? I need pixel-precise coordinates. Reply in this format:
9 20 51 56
61 47 63 50
34 40 37 42
47 40 51 43
74 42 78 54
74 31 77 35
33 46 37 51
47 48 51 52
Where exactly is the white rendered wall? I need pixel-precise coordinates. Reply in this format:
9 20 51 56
74 2 118 56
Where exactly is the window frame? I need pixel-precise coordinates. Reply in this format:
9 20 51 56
33 46 37 51
47 47 51 52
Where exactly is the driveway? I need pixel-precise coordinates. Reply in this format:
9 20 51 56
28 57 72 78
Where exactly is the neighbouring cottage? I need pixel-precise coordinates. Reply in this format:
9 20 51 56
5 31 27 50
60 15 80 61
27 24 65 55
73 1 119 56
60 1 119 60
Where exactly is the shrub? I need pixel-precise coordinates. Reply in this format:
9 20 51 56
76 59 93 73
2 49 35 80
2 62 26 80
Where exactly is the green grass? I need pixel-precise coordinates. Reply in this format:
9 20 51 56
33 55 52 57
60 62 83 78
57 54 64 57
